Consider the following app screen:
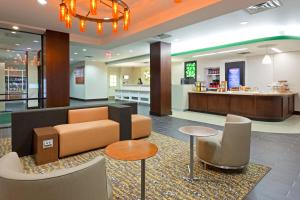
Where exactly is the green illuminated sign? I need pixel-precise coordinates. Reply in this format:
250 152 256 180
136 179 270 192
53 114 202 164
184 61 197 79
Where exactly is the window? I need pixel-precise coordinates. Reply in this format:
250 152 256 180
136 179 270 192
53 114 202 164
109 75 117 87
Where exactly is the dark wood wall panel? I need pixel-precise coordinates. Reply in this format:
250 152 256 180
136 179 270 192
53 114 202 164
44 30 70 108
150 42 171 116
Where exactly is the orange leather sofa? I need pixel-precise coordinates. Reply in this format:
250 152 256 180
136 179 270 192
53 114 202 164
131 114 152 139
54 107 119 157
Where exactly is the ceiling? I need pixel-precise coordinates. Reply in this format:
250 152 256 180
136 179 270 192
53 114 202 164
0 0 265 49
69 0 300 63
1 0 299 65
106 38 300 67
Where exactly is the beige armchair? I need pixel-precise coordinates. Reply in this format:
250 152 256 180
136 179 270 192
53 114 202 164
196 114 252 169
0 152 112 200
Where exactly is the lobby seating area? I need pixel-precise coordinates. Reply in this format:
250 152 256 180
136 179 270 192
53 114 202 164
1 0 300 199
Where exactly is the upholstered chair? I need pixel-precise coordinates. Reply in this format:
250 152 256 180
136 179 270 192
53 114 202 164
0 152 112 200
196 114 252 169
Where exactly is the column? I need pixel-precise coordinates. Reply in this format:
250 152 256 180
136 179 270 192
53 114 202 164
150 42 172 116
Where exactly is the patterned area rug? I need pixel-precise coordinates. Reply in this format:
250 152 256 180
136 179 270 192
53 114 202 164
0 132 270 200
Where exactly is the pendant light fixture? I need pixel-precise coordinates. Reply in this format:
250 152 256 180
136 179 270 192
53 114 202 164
59 3 67 21
123 8 130 31
90 0 97 15
262 48 272 65
58 0 130 33
97 22 103 34
112 0 119 19
79 19 86 32
69 0 76 15
113 21 118 33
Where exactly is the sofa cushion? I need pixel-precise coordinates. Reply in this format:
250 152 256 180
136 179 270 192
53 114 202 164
54 120 119 157
131 114 152 139
68 107 108 124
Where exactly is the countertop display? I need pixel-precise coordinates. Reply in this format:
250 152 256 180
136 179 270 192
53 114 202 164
189 91 297 96
188 91 296 121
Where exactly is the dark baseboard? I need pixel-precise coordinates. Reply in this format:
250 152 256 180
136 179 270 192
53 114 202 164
294 111 300 115
149 111 172 116
70 97 109 102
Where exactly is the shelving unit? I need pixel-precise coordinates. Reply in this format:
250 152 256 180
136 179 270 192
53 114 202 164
5 69 27 94
205 67 220 90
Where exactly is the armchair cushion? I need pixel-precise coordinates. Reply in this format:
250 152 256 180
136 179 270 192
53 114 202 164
131 114 152 139
68 107 108 124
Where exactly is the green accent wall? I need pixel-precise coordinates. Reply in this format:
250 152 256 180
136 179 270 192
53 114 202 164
171 35 300 57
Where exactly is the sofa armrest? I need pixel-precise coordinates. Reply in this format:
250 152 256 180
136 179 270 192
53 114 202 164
108 104 132 140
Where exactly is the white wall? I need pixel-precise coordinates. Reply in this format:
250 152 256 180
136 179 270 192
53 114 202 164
85 61 108 100
171 62 184 85
70 61 108 100
70 61 86 99
193 51 300 111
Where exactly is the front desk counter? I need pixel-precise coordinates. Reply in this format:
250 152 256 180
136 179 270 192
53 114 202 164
188 91 296 121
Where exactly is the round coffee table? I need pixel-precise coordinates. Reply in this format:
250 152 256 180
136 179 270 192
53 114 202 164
105 140 158 200
178 126 219 182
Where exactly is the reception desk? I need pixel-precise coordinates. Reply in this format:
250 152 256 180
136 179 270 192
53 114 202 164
115 85 150 104
189 91 296 121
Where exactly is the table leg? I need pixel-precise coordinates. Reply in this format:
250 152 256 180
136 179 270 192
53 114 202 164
183 135 199 183
141 159 145 200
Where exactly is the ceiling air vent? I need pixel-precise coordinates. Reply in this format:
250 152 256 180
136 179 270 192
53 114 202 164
153 33 172 40
85 55 93 58
237 51 251 55
246 0 282 14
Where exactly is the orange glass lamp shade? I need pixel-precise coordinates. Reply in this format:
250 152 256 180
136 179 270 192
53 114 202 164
97 22 103 34
112 1 118 19
123 9 130 31
79 19 86 32
90 0 97 15
65 14 72 28
69 0 76 15
59 3 67 21
113 21 118 33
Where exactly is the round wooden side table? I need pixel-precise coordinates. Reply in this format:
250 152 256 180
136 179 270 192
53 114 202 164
105 140 158 200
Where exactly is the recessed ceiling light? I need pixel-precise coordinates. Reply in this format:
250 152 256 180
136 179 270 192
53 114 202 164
129 50 133 53
240 21 249 25
37 0 47 5
104 17 110 20
271 47 282 53
27 48 32 50
74 52 78 55
11 31 17 34
15 43 20 46
33 40 39 43
12 26 19 30
82 49 87 52
6 49 10 52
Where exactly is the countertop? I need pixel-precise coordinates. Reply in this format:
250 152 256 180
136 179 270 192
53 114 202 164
189 91 297 96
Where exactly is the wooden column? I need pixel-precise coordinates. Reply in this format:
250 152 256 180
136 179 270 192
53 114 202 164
150 42 172 116
44 30 70 107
